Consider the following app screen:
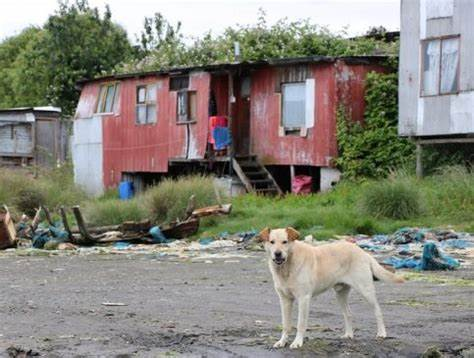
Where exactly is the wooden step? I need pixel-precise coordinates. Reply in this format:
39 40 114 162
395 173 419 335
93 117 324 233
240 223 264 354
245 170 267 179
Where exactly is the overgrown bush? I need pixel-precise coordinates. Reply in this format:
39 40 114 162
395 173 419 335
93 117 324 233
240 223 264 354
359 177 422 220
144 175 220 223
83 198 147 226
336 72 415 179
13 188 46 217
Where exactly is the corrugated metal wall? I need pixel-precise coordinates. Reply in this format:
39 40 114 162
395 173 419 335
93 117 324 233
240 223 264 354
399 0 474 137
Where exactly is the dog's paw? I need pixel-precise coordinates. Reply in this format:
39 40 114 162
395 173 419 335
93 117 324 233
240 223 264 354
341 333 354 339
289 337 303 349
376 332 387 339
273 339 287 348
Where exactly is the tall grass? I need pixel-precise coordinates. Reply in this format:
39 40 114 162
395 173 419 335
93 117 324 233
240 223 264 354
198 166 474 238
83 198 147 226
359 178 422 219
144 175 221 223
0 165 87 217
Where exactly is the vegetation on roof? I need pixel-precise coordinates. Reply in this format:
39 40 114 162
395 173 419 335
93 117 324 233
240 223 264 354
0 0 398 116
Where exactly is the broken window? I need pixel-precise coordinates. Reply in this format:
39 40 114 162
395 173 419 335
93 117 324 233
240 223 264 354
96 83 119 113
170 76 189 91
177 90 197 123
281 82 306 129
136 84 157 125
421 36 460 96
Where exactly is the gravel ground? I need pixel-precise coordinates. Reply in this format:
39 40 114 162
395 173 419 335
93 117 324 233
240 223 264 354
0 250 473 357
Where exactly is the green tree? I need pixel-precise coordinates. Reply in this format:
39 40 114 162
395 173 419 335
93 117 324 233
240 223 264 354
0 0 133 115
0 27 46 108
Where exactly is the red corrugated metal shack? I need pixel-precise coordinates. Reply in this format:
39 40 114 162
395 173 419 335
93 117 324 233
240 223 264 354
73 56 388 196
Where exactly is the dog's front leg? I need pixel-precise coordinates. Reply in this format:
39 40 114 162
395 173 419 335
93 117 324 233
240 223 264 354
273 292 293 348
290 294 311 349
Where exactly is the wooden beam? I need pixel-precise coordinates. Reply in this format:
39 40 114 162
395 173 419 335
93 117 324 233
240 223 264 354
232 158 254 193
72 206 95 244
416 142 423 178
418 137 474 145
59 206 72 241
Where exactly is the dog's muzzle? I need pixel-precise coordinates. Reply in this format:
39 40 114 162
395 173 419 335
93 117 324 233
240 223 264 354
273 257 286 265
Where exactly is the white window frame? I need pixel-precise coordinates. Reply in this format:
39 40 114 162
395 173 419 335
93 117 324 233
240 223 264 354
96 83 119 114
136 84 157 125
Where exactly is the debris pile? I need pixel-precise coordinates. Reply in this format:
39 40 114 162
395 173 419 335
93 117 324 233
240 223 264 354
346 227 473 271
0 196 232 253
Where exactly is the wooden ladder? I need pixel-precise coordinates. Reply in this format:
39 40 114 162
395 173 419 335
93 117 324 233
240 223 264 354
232 155 283 196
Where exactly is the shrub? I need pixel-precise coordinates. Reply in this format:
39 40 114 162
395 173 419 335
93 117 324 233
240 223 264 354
335 72 415 179
359 178 422 219
13 187 46 217
144 175 220 223
83 198 147 226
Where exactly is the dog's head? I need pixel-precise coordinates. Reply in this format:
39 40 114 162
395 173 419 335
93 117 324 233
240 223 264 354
258 227 300 265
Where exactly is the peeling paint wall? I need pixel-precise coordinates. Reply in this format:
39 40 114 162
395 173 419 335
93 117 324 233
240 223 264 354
399 0 474 137
72 116 103 196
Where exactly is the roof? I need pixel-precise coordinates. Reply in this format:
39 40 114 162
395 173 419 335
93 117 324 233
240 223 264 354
0 106 61 114
77 55 391 85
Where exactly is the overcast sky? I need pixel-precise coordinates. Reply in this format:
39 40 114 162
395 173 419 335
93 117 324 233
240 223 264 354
1 0 400 42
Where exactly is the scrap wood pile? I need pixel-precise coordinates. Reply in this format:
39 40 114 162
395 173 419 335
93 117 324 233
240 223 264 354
345 227 474 271
0 196 232 251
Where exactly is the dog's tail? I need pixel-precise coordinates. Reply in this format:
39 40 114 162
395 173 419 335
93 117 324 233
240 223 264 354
369 256 405 283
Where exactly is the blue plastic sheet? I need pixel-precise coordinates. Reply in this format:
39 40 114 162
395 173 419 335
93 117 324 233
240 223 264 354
384 242 460 271
149 226 169 244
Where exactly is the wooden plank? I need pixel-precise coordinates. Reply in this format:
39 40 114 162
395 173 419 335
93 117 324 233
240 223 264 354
0 207 17 249
257 158 283 195
418 137 474 145
41 206 54 226
232 158 254 193
71 206 95 245
59 206 72 240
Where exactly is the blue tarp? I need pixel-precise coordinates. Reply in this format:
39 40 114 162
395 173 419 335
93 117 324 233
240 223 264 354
384 242 460 271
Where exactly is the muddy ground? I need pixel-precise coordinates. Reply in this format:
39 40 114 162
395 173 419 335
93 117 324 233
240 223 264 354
0 250 473 357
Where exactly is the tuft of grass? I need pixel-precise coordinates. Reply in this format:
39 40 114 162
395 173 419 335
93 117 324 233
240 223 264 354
359 177 422 219
144 175 221 223
83 198 147 226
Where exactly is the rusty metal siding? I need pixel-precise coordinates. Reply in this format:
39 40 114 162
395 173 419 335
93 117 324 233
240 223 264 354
249 64 338 167
100 71 210 187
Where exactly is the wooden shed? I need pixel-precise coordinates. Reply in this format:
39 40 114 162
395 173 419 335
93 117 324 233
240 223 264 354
73 56 388 196
0 107 67 167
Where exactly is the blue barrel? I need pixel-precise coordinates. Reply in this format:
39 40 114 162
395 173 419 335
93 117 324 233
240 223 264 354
118 181 134 200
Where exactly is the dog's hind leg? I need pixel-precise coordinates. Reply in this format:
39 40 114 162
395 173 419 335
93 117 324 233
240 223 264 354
290 294 311 349
274 292 293 348
351 277 387 338
334 284 353 339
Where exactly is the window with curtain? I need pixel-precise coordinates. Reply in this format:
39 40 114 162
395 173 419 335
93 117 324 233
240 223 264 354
281 82 306 128
421 36 460 96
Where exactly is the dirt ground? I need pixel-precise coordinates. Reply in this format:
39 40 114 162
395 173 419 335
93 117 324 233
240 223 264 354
0 250 473 357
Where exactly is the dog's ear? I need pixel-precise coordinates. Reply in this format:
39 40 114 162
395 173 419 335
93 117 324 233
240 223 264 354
258 227 270 242
286 227 300 241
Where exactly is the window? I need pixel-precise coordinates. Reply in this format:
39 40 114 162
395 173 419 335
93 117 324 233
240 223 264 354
421 36 460 96
170 76 189 91
96 83 119 113
281 82 306 129
177 90 197 123
136 84 157 125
